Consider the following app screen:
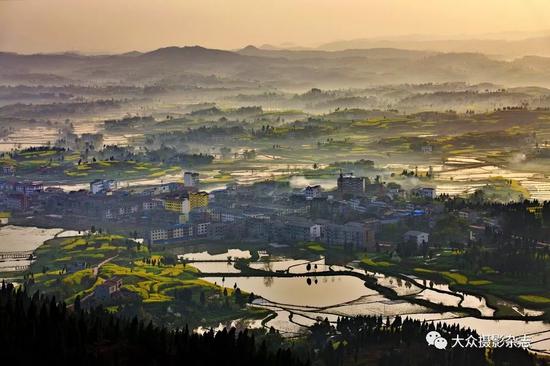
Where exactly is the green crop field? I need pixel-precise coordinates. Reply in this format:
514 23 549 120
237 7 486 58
26 234 268 329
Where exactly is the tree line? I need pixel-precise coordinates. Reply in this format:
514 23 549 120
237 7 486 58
310 315 541 366
0 282 307 366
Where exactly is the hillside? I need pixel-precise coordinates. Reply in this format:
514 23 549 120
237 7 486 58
4 46 550 88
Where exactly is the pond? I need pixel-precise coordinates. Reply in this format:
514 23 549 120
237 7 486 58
0 225 64 272
179 249 251 261
0 225 63 252
190 262 241 273
177 249 252 273
202 275 381 308
250 256 349 274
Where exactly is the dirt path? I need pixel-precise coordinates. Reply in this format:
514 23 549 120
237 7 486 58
71 255 118 307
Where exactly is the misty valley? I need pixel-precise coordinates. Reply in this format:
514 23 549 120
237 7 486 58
3 16 550 366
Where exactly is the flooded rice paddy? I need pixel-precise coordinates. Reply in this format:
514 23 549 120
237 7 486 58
187 249 550 352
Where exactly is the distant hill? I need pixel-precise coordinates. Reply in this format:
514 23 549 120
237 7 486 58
237 45 433 60
4 45 550 88
318 36 550 58
141 46 249 63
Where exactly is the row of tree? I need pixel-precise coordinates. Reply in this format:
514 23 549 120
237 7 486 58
311 315 540 366
0 282 307 366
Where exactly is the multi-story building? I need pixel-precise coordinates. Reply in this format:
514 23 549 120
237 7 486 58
189 191 209 209
149 222 210 244
207 223 225 239
104 179 118 192
337 173 365 195
171 224 194 240
213 207 245 223
15 181 43 195
245 217 270 240
196 222 210 236
146 182 185 196
105 204 139 219
363 221 378 249
143 199 163 211
39 189 159 222
321 221 372 249
0 180 16 191
263 204 308 217
414 187 437 199
1 164 15 176
421 145 433 153
90 179 117 194
304 185 322 200
150 228 168 242
403 230 429 246
184 171 200 188
1 192 30 210
284 218 322 242
163 194 191 213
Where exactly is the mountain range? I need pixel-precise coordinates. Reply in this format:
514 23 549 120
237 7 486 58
3 44 550 88
315 35 550 58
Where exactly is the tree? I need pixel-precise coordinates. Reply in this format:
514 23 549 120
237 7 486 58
234 288 243 305
74 295 81 312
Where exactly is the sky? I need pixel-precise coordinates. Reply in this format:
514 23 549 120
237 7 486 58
1 0 550 54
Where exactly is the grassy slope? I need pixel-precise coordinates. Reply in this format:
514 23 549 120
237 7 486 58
27 235 269 328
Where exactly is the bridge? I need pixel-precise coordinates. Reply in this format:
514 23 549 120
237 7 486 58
0 264 30 272
0 250 34 261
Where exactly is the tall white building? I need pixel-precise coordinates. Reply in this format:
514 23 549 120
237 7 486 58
403 230 429 246
184 171 200 188
304 185 322 200
90 179 118 194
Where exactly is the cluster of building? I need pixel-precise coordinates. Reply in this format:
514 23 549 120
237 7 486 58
1 168 475 252
0 180 44 210
144 173 439 249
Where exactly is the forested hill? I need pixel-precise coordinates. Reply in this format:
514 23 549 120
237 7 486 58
0 282 307 366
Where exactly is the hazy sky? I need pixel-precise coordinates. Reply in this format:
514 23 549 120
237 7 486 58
1 0 550 54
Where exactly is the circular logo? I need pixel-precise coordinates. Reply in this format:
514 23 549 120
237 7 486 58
426 331 441 346
434 337 448 350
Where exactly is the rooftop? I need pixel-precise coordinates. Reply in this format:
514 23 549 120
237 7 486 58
404 230 429 236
